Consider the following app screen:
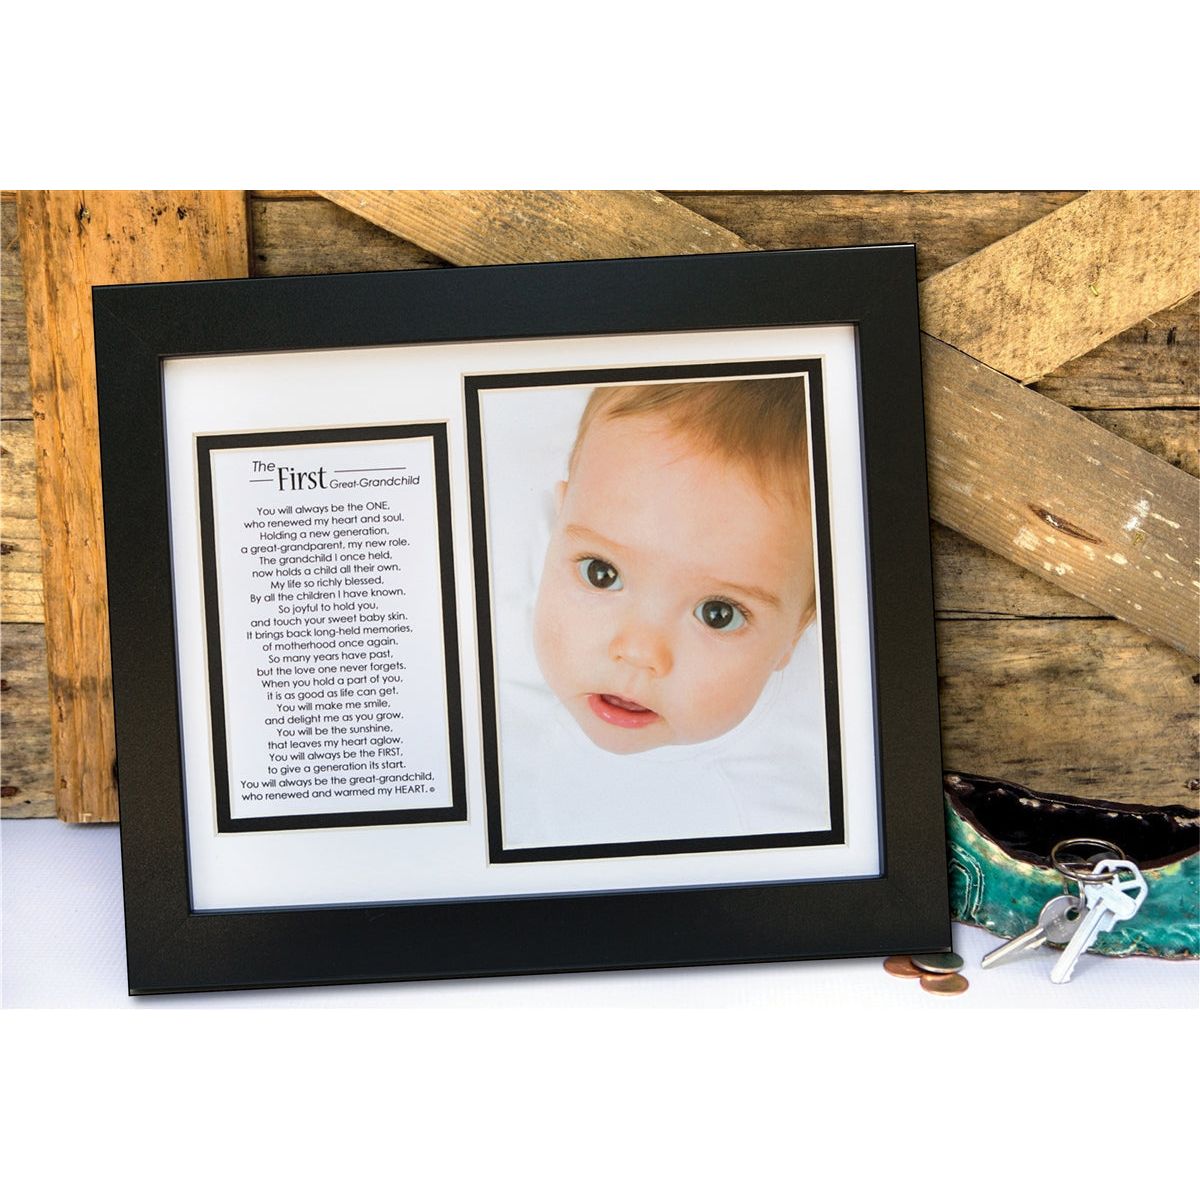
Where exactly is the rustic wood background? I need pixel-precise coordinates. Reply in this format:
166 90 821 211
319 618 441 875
2 190 1197 821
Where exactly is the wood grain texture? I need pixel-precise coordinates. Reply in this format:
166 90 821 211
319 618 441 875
317 190 752 265
665 190 1082 281
1034 294 1198 410
17 190 249 823
936 617 1199 806
249 195 445 277
0 622 56 817
923 335 1199 657
921 191 1200 384
1082 408 1198 478
1 419 43 622
931 524 1103 618
3 197 44 628
2 197 31 419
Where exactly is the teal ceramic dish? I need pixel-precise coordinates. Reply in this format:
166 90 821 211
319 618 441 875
945 773 1199 959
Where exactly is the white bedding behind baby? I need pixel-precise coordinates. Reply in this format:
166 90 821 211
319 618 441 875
481 384 831 849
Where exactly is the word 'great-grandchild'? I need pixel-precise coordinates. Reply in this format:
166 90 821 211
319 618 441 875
250 459 421 490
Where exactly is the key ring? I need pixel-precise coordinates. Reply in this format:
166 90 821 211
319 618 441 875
1051 838 1126 887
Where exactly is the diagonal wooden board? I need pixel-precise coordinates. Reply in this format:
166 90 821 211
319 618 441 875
922 336 1196 655
17 190 249 823
317 190 751 264
920 190 1200 384
321 190 1199 658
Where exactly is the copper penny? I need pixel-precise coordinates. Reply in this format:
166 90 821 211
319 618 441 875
883 955 923 978
920 972 969 996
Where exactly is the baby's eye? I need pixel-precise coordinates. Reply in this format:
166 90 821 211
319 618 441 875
577 557 623 590
694 599 747 632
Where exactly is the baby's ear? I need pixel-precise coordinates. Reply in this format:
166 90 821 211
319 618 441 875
554 479 567 514
774 600 817 671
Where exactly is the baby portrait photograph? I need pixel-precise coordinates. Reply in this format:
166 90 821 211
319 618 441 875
471 360 844 862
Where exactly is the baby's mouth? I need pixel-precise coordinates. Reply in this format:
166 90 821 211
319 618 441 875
586 693 661 730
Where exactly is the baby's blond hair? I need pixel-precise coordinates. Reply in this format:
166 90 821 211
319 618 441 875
568 377 810 506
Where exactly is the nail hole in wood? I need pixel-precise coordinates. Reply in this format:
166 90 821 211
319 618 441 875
1029 505 1101 544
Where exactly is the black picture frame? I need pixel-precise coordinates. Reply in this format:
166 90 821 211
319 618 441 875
94 246 949 994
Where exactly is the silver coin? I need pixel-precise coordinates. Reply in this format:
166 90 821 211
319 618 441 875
910 951 964 974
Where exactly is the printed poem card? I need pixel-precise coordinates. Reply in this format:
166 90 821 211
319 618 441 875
197 425 465 832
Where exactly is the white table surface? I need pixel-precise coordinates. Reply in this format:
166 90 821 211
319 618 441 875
3 817 1196 1008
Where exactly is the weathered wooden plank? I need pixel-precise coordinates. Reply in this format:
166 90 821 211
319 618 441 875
249 196 445 277
931 524 1104 619
328 190 1200 655
317 190 752 265
0 621 56 817
1081 408 1198 478
2 195 31 419
18 190 250 823
929 406 1200 620
921 336 1195 657
665 190 1081 281
931 405 1200 616
921 191 1200 384
1 419 43 622
923 336 1199 657
936 617 1199 807
1035 294 1198 410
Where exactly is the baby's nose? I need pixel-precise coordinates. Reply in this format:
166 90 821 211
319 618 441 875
609 620 673 677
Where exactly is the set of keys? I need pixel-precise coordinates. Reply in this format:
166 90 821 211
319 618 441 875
981 838 1148 983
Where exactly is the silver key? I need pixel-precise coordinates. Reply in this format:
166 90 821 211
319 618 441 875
1050 859 1147 984
981 894 1086 969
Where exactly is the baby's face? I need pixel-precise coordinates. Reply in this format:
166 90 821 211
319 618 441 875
533 414 816 755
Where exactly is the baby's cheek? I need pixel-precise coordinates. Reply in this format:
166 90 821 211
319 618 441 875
531 590 558 673
532 580 580 696
691 656 775 738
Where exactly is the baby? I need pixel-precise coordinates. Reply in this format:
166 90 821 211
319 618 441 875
533 378 817 756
